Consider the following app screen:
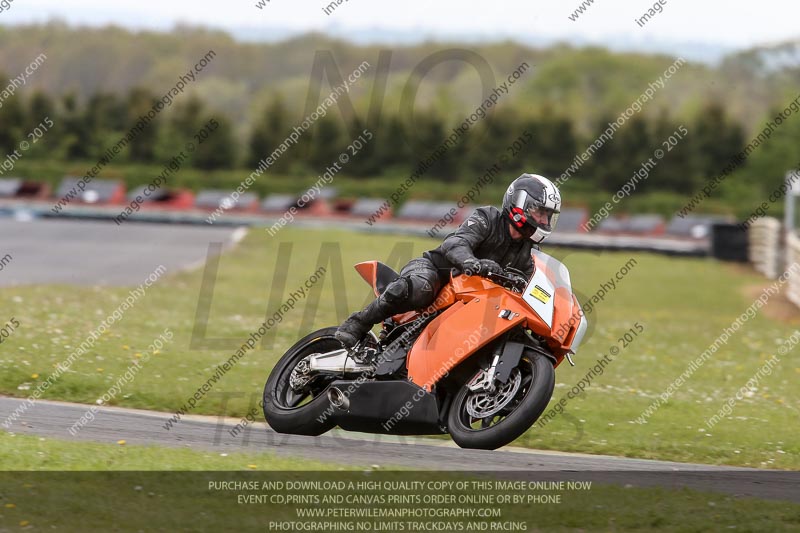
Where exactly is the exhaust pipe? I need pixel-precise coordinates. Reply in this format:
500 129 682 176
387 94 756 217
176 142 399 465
327 387 350 411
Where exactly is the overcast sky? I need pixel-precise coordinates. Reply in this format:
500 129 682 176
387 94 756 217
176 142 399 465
2 0 796 51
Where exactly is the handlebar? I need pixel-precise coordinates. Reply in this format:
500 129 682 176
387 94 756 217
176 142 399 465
486 270 515 283
486 268 528 293
453 266 529 292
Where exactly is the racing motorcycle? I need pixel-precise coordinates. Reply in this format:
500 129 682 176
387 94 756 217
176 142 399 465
263 249 587 450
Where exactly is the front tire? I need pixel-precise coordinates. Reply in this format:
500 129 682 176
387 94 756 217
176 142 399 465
447 351 555 450
263 326 341 436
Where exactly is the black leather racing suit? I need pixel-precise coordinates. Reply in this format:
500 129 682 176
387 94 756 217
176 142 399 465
336 206 537 347
386 206 535 313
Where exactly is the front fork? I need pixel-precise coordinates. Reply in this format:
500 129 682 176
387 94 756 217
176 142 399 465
467 333 527 393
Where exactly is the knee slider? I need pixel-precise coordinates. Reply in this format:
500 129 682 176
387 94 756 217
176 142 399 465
407 277 437 308
383 277 409 304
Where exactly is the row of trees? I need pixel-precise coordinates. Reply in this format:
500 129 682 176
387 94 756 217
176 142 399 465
0 80 752 195
0 85 237 171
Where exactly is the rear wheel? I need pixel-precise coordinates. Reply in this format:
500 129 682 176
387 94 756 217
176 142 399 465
446 351 555 450
263 327 342 436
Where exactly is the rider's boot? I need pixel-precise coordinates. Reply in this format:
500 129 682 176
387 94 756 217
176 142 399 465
335 295 402 349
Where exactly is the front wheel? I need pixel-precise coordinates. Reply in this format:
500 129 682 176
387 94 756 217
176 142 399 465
263 326 342 436
447 351 555 450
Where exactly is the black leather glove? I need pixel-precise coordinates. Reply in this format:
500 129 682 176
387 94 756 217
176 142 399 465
461 258 503 277
478 259 504 276
460 258 481 276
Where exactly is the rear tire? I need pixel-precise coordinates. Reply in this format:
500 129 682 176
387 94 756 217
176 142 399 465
447 351 555 450
263 327 341 436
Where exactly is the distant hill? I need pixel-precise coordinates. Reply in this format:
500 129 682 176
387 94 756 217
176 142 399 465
0 22 797 134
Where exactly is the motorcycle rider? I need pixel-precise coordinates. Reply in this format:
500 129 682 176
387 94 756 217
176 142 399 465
335 173 562 349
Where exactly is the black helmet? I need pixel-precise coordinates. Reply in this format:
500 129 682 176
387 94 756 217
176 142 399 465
502 173 561 243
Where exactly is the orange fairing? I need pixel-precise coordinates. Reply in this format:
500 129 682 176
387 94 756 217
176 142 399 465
561 294 584 350
551 287 575 343
406 276 533 392
392 283 456 325
363 253 584 391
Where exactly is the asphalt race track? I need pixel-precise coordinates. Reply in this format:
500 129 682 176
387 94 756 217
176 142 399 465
1 397 797 503
0 218 242 286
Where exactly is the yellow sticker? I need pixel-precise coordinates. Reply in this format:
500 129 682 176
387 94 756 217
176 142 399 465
530 285 551 304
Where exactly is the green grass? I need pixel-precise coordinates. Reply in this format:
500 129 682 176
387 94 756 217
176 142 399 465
0 431 353 471
0 452 798 532
1 227 799 468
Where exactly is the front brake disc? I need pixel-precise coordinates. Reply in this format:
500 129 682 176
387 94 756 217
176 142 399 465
465 369 522 419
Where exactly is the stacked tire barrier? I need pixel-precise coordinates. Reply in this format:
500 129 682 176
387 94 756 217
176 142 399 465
786 231 800 308
748 217 782 279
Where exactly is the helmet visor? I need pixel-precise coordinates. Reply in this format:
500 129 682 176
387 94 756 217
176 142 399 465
512 189 560 232
525 205 559 232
